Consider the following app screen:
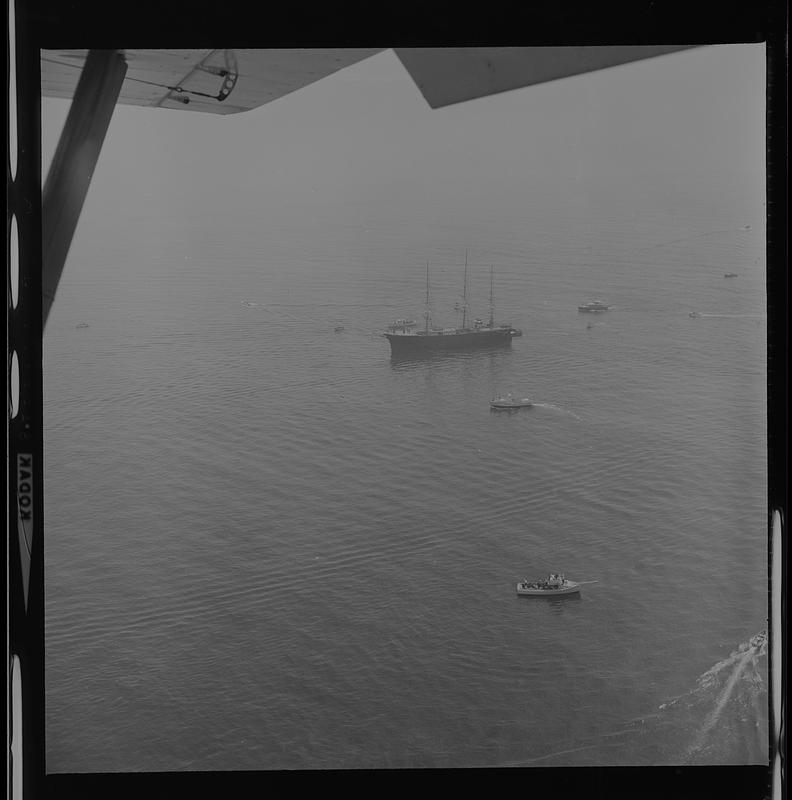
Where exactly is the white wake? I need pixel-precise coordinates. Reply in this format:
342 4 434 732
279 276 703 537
685 630 767 760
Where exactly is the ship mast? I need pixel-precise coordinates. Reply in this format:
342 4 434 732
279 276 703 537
424 261 431 334
462 249 469 330
489 266 494 328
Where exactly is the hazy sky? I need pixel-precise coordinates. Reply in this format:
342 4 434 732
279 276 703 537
42 45 766 253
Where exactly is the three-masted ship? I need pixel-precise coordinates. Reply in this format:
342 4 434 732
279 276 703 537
384 253 521 356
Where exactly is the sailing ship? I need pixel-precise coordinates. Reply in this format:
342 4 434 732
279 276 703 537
384 253 521 356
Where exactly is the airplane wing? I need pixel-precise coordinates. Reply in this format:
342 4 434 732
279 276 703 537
40 49 385 114
392 46 699 108
40 46 698 114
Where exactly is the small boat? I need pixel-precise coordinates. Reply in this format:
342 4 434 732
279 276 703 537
491 393 532 409
388 318 417 330
516 573 582 596
578 300 611 312
334 326 345 333
724 273 739 278
749 630 767 649
689 311 701 318
75 322 90 328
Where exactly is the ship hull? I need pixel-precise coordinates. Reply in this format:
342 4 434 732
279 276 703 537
385 328 516 355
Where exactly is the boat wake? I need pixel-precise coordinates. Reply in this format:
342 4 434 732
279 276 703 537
641 225 754 251
684 631 768 762
531 403 582 421
652 630 769 764
240 301 307 323
482 630 768 768
690 313 764 319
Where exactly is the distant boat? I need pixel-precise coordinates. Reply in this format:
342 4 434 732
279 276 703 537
334 326 345 333
490 394 533 409
388 318 417 330
578 300 611 312
724 273 739 278
689 311 701 318
75 322 90 328
384 255 521 355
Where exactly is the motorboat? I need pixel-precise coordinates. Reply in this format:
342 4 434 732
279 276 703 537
516 573 582 596
490 394 533 409
578 300 611 312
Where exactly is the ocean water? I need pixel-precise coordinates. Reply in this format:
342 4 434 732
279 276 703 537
44 205 768 772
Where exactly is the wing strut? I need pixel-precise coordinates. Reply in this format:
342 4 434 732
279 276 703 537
42 49 128 328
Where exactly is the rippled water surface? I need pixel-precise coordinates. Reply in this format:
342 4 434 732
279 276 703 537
43 205 768 772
